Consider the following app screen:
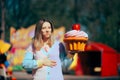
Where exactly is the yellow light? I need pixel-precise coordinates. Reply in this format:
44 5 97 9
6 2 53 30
94 67 101 72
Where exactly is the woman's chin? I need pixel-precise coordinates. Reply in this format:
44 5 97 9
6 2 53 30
45 36 50 39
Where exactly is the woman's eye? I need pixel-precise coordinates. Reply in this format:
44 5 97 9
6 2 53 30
42 27 45 29
48 26 51 29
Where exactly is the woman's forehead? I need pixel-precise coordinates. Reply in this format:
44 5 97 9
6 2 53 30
42 22 51 27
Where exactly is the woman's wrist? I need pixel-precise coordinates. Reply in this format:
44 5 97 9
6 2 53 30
37 60 44 67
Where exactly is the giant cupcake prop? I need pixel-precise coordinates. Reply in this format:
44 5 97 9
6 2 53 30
64 24 88 52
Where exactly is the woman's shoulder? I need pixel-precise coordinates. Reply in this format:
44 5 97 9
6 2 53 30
54 40 63 45
54 40 65 48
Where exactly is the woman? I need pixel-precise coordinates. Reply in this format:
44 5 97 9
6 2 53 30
22 19 67 80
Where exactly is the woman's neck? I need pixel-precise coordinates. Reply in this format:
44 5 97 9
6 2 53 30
43 38 49 45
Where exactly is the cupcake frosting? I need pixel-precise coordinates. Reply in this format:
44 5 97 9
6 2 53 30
64 30 88 38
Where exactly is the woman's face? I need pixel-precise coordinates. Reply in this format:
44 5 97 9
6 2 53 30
41 22 52 39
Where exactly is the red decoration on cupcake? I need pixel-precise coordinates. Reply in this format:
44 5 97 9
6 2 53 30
72 24 81 30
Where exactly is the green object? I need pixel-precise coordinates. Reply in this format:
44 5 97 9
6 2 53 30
12 65 24 71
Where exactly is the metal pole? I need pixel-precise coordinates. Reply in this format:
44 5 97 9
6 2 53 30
1 0 5 40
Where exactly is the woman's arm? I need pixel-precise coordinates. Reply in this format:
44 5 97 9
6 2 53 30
59 42 73 73
22 51 38 70
59 42 73 60
22 45 56 70
22 45 43 70
59 42 67 61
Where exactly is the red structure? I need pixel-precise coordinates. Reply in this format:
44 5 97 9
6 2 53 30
76 41 119 77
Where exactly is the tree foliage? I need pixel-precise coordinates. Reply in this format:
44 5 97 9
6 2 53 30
0 0 120 52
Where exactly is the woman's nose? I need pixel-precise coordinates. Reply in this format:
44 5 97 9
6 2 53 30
46 29 49 32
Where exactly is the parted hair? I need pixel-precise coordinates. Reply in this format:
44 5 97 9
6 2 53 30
32 19 54 52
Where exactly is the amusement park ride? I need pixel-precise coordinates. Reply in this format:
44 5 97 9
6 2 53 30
64 24 120 77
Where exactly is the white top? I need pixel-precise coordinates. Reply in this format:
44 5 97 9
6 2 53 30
24 41 64 80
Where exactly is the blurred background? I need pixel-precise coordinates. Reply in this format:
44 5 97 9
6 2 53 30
0 0 120 80
1 0 120 51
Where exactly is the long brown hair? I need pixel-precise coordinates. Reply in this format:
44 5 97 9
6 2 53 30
32 19 54 52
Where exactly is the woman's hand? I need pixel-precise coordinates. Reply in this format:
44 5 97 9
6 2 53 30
37 57 56 68
43 57 56 67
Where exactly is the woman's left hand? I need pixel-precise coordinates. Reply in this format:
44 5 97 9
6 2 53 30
42 57 57 67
